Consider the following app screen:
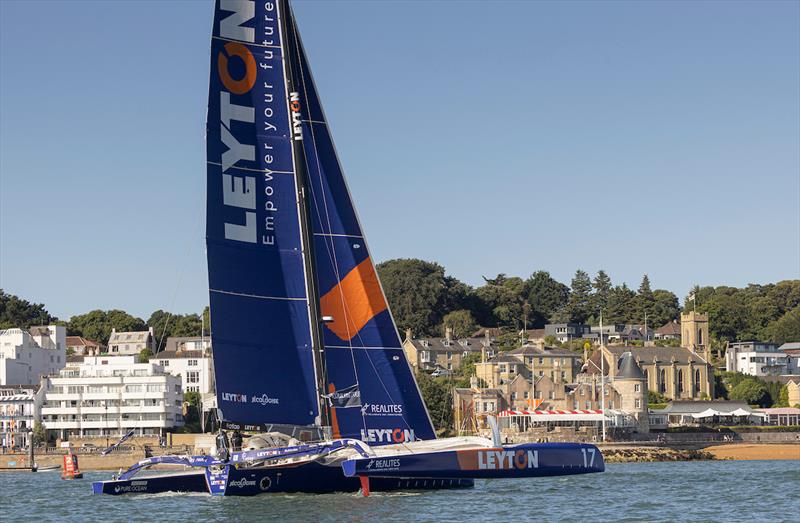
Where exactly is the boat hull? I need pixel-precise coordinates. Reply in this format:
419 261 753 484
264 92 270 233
92 461 473 495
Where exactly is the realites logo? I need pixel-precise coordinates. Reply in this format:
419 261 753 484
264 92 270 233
365 458 400 471
360 428 415 444
477 449 539 470
289 92 303 141
222 392 248 403
360 403 403 417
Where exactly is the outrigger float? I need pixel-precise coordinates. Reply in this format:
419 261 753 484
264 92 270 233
94 0 603 496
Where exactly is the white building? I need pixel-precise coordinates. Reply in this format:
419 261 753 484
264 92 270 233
725 341 799 377
153 350 213 394
0 325 66 386
0 382 46 448
164 336 211 353
107 327 155 356
42 356 183 439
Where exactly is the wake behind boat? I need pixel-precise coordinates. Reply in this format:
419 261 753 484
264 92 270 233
93 0 603 496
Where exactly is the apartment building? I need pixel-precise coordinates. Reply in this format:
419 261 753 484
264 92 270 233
0 325 66 386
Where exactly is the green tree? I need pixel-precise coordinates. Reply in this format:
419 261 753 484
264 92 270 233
775 386 789 408
442 310 478 339
651 289 680 328
376 259 450 337
729 379 768 406
0 290 57 329
606 284 636 324
32 421 49 446
139 348 152 363
591 270 612 316
566 270 592 323
764 307 800 344
415 371 453 435
636 275 655 326
526 271 570 327
68 309 146 345
475 274 527 329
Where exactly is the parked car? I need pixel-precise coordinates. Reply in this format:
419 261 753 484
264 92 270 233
430 369 452 377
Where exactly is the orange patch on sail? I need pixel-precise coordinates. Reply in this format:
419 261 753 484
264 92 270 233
320 257 387 341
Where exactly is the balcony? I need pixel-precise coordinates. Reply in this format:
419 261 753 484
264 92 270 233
46 393 81 401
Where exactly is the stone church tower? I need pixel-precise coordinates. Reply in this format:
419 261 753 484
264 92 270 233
613 352 649 433
681 311 710 361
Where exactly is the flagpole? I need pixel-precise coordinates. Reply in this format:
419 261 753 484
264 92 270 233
600 312 606 443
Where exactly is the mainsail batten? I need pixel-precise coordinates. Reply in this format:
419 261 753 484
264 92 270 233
206 0 319 428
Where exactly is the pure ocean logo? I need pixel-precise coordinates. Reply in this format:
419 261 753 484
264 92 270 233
251 394 279 406
222 392 248 403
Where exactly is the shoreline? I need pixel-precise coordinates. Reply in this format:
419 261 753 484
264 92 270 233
1 443 798 472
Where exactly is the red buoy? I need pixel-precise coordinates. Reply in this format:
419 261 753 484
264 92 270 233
62 451 83 480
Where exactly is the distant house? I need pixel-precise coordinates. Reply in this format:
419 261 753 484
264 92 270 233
474 346 583 389
66 336 106 356
164 336 211 353
402 328 494 373
725 341 798 377
107 327 155 356
779 342 800 357
544 323 590 343
153 350 213 394
787 380 800 407
654 321 681 341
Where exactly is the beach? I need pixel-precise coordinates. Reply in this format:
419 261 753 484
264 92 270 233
704 443 800 461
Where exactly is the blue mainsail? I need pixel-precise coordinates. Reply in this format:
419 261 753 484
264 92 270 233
206 0 318 427
282 3 436 444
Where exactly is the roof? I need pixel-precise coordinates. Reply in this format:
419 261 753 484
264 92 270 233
66 336 104 348
66 355 85 363
508 345 581 358
655 322 681 335
779 342 800 352
605 345 709 365
654 401 755 415
153 350 207 360
489 354 523 364
108 330 151 344
472 327 502 338
616 352 646 380
407 337 488 353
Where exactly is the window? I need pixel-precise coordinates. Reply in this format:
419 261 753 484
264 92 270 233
608 401 614 409
634 384 640 392
523 391 529 399
161 360 169 367
678 370 684 393
585 401 591 409
511 392 517 401
635 399 641 408
659 369 666 394
188 359 198 366
548 391 554 400
694 369 701 393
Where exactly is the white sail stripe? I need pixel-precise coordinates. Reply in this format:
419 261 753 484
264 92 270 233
312 233 364 239
212 35 281 49
206 161 293 175
210 289 306 301
302 119 327 125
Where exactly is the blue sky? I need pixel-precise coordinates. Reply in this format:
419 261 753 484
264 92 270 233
1 0 798 321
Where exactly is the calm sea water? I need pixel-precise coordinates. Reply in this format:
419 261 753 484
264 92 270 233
1 460 798 522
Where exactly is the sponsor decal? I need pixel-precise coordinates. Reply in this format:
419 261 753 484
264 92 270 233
359 428 415 444
228 478 257 488
259 476 272 491
221 392 248 403
365 458 400 471
251 394 280 405
360 403 403 417
477 450 539 470
113 480 148 493
324 384 361 408
289 92 303 141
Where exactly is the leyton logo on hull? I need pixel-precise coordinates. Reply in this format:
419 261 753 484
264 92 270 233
360 428 415 444
477 449 539 470
289 92 303 141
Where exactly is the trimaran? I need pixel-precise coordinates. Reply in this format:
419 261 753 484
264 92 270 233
93 0 604 496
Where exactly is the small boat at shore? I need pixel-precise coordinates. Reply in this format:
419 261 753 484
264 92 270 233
93 0 603 496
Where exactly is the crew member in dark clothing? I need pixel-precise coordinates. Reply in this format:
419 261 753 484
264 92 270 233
231 430 243 452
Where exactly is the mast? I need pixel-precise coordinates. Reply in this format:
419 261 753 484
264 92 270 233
600 313 606 442
278 0 330 431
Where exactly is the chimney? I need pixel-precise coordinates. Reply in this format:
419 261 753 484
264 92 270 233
405 328 412 341
445 326 453 344
469 376 478 389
